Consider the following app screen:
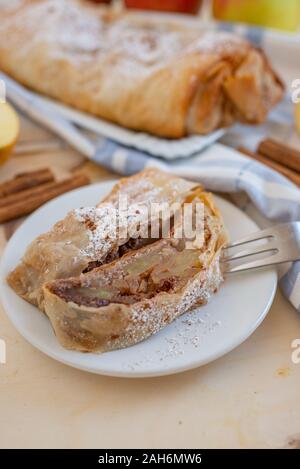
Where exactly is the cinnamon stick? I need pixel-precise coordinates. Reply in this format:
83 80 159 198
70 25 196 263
0 176 85 208
0 169 55 198
237 146 300 187
0 174 90 223
258 139 300 174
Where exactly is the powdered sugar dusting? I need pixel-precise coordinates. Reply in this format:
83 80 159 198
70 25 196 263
4 0 249 72
122 310 223 371
73 201 151 258
73 205 116 258
101 169 198 207
187 31 249 56
2 0 105 57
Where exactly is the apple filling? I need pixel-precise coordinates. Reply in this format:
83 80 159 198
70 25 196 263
47 188 224 311
82 236 158 273
49 238 203 308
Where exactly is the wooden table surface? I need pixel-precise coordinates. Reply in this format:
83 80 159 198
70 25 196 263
0 114 300 449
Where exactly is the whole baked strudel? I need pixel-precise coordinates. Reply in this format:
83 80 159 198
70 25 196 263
7 169 228 353
0 0 283 137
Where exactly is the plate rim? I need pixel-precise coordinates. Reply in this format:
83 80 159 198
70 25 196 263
0 182 277 378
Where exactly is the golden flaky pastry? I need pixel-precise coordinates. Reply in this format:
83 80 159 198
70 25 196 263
0 0 283 138
43 186 228 353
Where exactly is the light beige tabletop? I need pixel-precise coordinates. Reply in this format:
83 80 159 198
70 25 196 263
0 116 300 449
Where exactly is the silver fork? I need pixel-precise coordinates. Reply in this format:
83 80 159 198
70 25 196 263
222 222 300 273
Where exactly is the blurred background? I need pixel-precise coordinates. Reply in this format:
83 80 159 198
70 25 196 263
86 0 300 32
0 0 299 31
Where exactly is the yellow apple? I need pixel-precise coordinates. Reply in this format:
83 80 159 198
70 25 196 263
213 0 300 32
0 102 20 165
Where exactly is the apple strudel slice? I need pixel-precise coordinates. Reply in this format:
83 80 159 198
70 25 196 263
43 190 228 353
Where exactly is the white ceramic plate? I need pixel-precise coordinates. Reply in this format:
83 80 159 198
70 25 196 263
2 72 225 160
0 182 277 378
